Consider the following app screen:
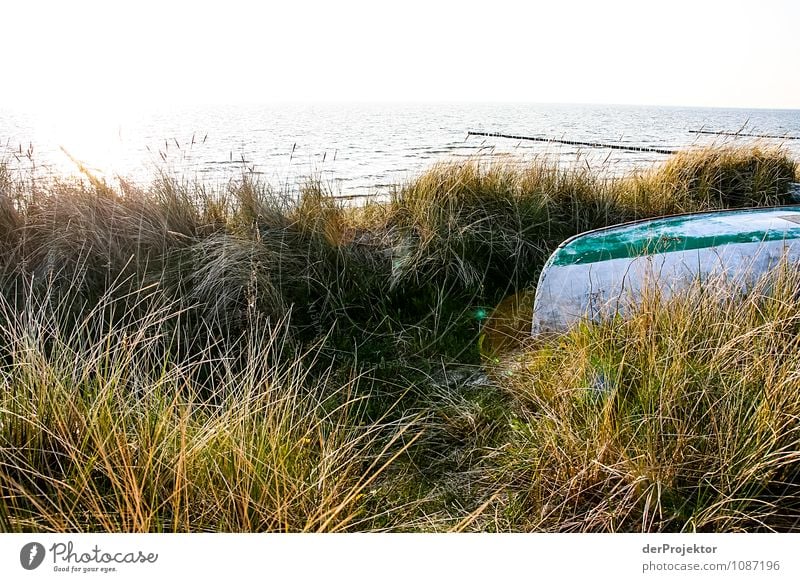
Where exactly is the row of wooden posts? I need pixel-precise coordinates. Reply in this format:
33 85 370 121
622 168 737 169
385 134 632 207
467 128 799 155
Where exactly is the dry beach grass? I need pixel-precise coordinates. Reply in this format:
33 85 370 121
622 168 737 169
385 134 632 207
0 145 799 531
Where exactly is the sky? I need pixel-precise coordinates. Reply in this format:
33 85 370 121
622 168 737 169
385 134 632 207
1 0 799 111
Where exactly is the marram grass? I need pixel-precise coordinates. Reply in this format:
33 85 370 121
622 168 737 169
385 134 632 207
490 265 800 532
0 144 799 531
0 285 421 532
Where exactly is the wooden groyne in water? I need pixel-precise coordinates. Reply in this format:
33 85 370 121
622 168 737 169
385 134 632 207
689 130 800 140
466 131 677 155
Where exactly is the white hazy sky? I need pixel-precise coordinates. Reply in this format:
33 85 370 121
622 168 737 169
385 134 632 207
2 0 799 110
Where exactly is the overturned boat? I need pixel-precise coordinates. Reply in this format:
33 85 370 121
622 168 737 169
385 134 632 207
532 206 800 335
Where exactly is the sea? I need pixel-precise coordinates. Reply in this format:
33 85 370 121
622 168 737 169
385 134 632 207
1 103 799 198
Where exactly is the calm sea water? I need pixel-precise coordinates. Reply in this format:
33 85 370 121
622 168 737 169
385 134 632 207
2 103 799 196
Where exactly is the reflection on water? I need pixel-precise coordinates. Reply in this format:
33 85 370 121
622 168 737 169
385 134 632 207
2 102 799 195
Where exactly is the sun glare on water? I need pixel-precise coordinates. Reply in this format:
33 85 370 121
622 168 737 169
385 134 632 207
31 102 139 182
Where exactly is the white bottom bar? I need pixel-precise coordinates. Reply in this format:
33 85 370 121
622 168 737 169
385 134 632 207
2 533 798 581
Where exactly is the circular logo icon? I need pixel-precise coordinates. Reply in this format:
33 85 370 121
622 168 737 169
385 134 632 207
20 542 46 570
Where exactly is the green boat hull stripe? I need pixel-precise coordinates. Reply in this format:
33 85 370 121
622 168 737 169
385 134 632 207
552 210 800 266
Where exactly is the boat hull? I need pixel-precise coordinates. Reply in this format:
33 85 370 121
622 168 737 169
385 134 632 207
532 207 800 335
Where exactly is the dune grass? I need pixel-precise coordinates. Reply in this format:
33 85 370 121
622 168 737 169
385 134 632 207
0 299 419 532
0 144 799 532
489 266 800 532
